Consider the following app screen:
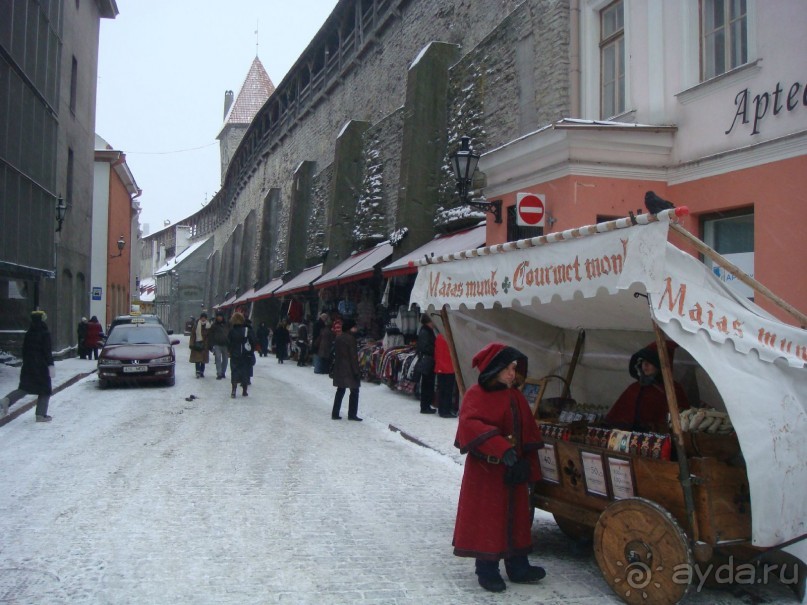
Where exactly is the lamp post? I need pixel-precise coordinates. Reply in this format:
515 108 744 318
449 135 502 223
55 196 67 232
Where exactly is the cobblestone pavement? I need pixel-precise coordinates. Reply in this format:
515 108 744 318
0 345 800 604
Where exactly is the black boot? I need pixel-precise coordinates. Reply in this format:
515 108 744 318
504 555 546 583
231 385 236 399
476 559 506 592
242 385 248 397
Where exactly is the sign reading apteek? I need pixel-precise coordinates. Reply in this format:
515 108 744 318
516 193 545 227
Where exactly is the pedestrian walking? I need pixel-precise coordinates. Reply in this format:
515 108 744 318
272 320 290 364
256 322 271 357
227 312 256 398
208 311 230 379
296 319 309 366
330 319 362 421
416 313 437 414
1 310 55 422
314 317 335 374
453 342 546 593
189 312 211 378
76 317 88 359
435 333 458 417
84 316 103 360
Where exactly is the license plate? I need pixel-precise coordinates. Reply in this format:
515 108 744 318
123 365 148 373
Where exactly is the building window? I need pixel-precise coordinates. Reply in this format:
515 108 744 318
507 206 543 242
600 0 624 119
701 0 748 80
702 209 754 299
70 56 78 114
66 148 75 206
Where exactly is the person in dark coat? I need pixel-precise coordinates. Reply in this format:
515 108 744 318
227 312 256 398
77 317 88 359
604 340 690 433
256 322 271 357
330 319 361 421
272 321 291 364
314 318 335 375
1 311 55 422
189 312 211 377
416 313 437 414
84 316 104 360
453 342 546 592
208 311 230 379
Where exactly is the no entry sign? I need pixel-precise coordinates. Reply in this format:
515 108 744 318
516 193 545 227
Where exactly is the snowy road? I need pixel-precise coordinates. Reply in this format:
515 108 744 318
0 343 799 604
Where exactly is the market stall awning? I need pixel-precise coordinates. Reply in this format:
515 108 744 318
314 242 393 289
215 294 238 309
381 224 486 277
231 287 255 306
250 277 284 302
273 264 323 297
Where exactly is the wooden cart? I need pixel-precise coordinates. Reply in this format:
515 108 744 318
409 211 807 604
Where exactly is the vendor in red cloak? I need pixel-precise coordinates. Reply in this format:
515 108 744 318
604 341 690 433
453 342 546 593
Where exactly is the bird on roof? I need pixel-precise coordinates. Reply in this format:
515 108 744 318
645 191 675 214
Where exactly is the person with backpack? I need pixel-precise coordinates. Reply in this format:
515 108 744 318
227 312 256 398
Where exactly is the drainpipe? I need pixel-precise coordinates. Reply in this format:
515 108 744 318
570 0 581 116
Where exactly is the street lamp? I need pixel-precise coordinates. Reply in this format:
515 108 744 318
449 136 502 223
55 196 67 232
110 235 125 258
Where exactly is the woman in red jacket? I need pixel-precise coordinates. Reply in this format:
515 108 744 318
434 333 457 417
453 342 546 592
84 316 104 360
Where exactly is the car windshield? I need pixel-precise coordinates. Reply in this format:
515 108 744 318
105 326 170 346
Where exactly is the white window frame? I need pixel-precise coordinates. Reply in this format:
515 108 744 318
600 0 625 119
579 0 632 121
700 0 749 81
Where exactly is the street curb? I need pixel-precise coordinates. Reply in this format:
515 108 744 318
0 370 96 427
388 423 441 454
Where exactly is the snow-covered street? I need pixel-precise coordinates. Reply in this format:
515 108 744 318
0 339 799 604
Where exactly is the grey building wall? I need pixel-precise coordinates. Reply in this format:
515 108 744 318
168 0 571 311
0 0 114 354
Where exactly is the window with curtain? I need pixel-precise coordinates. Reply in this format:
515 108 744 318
701 0 748 80
600 0 624 119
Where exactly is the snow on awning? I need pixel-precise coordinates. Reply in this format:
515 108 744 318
314 242 393 289
381 224 486 278
273 264 323 297
231 288 255 306
215 294 238 309
249 278 284 302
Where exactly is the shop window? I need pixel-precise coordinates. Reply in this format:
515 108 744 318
600 0 624 119
507 206 543 242
702 209 754 299
701 0 748 80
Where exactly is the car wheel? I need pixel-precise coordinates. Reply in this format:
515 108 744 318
98 379 109 389
166 376 176 387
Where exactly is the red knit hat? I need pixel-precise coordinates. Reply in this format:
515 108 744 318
472 342 528 387
472 342 507 372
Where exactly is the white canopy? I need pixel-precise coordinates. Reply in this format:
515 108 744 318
410 215 807 568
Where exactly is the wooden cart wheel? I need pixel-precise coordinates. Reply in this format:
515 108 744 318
594 498 692 605
553 514 594 542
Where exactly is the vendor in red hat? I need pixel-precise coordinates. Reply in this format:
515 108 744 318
453 342 546 593
604 340 690 433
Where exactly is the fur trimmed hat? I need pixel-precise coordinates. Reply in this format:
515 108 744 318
472 342 528 387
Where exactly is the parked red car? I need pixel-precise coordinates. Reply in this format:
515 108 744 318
97 324 180 388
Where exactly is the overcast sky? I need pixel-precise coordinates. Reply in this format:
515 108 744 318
95 0 339 235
